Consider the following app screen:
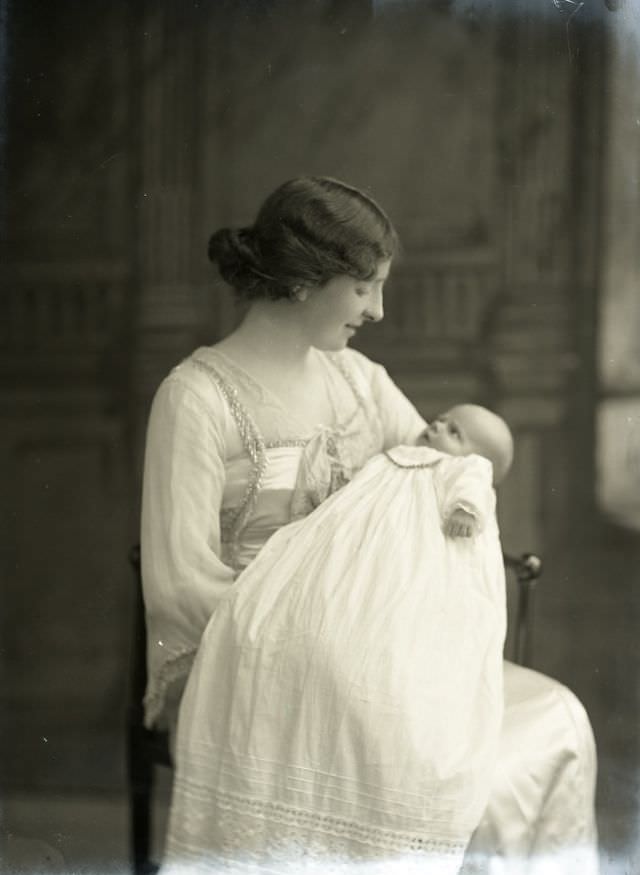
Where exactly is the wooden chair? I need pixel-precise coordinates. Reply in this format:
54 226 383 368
126 545 171 875
125 545 542 875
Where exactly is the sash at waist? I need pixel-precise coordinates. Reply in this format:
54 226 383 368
222 446 306 570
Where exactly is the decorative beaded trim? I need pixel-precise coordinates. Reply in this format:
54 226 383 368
332 353 388 444
328 352 368 411
192 351 374 571
383 450 442 471
192 358 267 571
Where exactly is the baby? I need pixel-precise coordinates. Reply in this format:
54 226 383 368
416 403 514 537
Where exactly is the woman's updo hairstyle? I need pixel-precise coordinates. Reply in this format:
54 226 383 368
207 177 398 301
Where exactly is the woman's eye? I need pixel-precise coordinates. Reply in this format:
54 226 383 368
355 287 368 297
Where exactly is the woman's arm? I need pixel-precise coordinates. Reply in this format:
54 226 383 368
141 372 235 726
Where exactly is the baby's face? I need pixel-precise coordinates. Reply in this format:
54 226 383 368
421 407 482 458
421 404 513 484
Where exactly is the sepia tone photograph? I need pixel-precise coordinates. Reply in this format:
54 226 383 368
1 0 639 873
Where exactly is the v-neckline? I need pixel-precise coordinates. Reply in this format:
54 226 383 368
204 347 341 432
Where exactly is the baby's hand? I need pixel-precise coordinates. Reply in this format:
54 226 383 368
443 507 477 538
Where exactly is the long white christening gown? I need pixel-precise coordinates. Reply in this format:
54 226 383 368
166 445 505 873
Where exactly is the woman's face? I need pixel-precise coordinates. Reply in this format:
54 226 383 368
301 259 390 351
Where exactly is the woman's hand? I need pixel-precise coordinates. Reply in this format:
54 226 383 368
443 507 477 538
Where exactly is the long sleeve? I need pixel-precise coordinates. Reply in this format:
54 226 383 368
141 371 235 727
432 454 496 531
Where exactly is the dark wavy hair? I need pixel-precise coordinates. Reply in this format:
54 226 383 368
207 177 398 301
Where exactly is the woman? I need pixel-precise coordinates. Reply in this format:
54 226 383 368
141 177 598 873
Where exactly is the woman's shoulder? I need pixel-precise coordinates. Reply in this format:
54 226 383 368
328 347 408 411
153 347 229 414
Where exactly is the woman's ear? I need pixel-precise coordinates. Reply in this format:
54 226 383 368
291 286 309 302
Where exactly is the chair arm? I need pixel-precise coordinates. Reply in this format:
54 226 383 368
503 551 542 583
503 552 542 667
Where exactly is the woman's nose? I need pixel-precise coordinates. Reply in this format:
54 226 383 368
363 289 384 322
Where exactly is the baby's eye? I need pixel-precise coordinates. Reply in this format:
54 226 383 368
448 424 461 438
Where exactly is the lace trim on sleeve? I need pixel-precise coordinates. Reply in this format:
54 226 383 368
143 648 197 729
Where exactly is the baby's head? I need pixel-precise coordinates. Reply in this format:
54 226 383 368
421 404 514 484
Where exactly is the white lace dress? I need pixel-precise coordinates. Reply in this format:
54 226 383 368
141 346 599 875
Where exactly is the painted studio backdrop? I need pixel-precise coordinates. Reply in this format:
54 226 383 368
1 0 639 869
